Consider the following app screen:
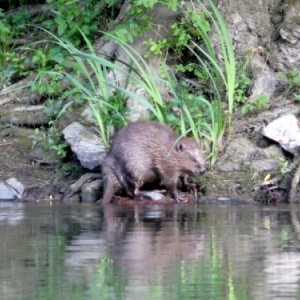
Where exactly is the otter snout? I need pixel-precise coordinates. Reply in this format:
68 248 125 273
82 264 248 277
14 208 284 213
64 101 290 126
200 165 207 175
195 165 207 176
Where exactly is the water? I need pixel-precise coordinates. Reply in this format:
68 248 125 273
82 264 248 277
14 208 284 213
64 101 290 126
0 201 300 300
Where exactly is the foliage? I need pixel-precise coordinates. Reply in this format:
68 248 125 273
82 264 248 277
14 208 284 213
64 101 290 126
105 0 179 44
144 7 210 58
234 75 251 105
278 157 291 175
42 0 101 46
34 124 68 158
0 8 11 43
278 68 300 98
178 0 236 166
161 67 218 157
39 28 131 148
241 95 269 115
0 0 110 89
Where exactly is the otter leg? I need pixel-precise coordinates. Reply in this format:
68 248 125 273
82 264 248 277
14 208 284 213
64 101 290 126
181 175 197 192
102 175 115 204
133 181 144 198
164 178 188 202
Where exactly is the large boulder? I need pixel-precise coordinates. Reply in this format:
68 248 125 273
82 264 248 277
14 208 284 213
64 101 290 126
262 114 300 155
215 137 283 172
63 122 106 170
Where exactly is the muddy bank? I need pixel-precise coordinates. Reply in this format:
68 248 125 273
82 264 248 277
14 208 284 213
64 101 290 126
0 126 287 204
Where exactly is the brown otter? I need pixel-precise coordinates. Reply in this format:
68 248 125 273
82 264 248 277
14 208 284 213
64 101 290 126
101 120 207 204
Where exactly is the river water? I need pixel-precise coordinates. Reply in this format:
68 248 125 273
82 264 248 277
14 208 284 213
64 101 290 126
0 201 300 300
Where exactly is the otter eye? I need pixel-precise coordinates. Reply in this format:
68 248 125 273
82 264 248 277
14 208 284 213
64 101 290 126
190 156 196 163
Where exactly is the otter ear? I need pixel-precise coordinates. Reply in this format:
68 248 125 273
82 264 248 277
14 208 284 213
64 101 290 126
175 142 183 151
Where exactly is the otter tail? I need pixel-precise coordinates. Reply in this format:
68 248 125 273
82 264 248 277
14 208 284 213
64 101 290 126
102 175 115 204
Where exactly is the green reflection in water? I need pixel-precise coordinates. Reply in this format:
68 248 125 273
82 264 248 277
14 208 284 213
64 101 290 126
32 233 251 300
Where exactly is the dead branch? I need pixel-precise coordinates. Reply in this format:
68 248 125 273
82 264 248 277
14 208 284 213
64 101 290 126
0 75 35 96
13 105 45 112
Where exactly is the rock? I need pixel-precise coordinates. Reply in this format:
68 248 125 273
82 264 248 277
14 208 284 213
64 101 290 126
64 173 102 200
0 178 24 200
142 191 167 202
262 114 300 155
126 94 150 122
81 106 98 126
62 122 106 170
270 2 300 71
5 178 24 199
215 137 283 172
0 182 15 200
81 179 102 202
248 56 286 103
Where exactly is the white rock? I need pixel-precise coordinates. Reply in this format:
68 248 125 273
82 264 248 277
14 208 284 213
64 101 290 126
0 182 15 200
262 114 300 154
6 178 24 199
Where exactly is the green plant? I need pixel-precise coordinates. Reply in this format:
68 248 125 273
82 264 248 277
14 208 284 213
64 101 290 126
143 6 209 59
34 124 68 158
178 0 236 166
42 0 101 46
241 95 269 115
163 68 219 164
143 38 172 57
3 51 29 81
105 0 179 44
0 9 12 65
278 68 300 96
278 157 291 175
234 75 251 105
37 28 133 148
9 10 30 35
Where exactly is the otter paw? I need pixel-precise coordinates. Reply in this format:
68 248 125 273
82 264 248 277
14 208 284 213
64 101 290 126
174 193 189 203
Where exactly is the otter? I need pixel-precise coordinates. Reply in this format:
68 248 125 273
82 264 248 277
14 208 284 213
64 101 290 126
101 120 207 204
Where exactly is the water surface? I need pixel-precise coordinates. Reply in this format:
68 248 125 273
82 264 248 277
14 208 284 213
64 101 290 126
0 201 300 300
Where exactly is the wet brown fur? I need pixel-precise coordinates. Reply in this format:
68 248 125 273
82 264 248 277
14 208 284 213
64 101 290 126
101 120 206 204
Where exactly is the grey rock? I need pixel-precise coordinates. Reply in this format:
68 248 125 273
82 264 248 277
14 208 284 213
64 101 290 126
81 179 102 202
62 122 106 170
215 137 283 172
126 93 150 122
248 56 285 103
5 178 24 199
0 182 15 200
81 106 98 126
270 2 300 72
262 114 300 155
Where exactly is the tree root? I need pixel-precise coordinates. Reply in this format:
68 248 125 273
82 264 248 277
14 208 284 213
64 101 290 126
64 173 102 199
0 75 40 105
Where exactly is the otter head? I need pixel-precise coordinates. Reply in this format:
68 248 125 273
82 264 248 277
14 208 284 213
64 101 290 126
175 137 207 176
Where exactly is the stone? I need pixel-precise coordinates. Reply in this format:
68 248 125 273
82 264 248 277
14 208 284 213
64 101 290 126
81 179 102 202
5 178 24 199
0 182 15 200
262 114 300 155
248 56 286 103
215 137 283 172
62 122 106 170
